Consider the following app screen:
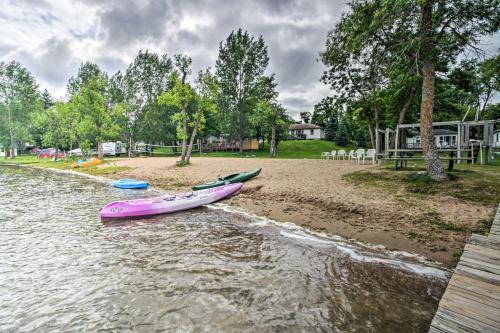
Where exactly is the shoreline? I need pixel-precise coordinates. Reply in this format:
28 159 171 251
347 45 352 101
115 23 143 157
3 156 495 268
3 162 451 277
98 156 495 268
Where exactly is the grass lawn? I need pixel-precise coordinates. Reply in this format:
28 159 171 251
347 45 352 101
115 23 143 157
201 140 357 159
345 157 500 231
0 155 129 176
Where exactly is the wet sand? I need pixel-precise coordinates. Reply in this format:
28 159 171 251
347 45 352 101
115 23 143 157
103 156 493 267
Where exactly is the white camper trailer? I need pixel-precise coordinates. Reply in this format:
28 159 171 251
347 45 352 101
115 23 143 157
102 142 127 156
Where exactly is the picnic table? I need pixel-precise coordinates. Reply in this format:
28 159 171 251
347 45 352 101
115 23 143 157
382 148 471 171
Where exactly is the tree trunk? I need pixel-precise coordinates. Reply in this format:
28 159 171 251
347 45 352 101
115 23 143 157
239 137 244 153
375 109 380 153
270 125 277 158
53 146 58 162
97 142 104 160
185 118 200 164
420 0 446 181
128 133 132 158
365 114 375 149
390 88 416 149
179 106 188 163
9 127 15 159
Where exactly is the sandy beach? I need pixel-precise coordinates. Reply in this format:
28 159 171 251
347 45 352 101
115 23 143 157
104 156 493 267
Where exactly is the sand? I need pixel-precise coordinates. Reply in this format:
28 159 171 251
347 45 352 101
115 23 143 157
103 156 494 267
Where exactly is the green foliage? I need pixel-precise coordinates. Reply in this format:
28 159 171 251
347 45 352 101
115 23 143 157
36 102 74 152
158 75 195 141
67 68 124 157
312 97 337 127
121 50 175 145
335 120 349 146
324 114 338 141
0 60 42 156
216 29 269 144
299 112 311 124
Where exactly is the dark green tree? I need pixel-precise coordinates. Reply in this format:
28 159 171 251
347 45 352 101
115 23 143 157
0 61 41 158
335 120 349 147
41 89 54 110
216 28 269 152
312 97 336 127
299 111 311 124
324 114 338 141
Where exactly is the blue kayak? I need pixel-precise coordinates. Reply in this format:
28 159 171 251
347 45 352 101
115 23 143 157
112 179 149 189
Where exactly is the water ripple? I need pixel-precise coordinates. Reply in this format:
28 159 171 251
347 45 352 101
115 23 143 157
0 166 447 332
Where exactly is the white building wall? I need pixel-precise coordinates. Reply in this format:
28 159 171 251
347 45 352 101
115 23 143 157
0 146 17 157
304 128 322 139
494 132 500 148
289 128 324 139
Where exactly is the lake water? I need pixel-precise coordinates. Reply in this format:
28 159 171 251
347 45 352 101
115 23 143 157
0 166 448 332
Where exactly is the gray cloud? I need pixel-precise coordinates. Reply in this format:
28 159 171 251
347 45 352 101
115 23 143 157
3 0 498 117
96 0 173 48
13 37 79 92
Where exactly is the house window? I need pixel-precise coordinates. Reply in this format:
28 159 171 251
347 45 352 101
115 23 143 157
310 129 314 135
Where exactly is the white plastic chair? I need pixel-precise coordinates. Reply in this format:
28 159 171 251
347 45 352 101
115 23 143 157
365 149 376 164
337 149 346 160
347 150 355 160
329 150 337 160
321 152 329 159
353 148 365 164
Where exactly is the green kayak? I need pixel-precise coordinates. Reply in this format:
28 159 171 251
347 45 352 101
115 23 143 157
192 168 262 191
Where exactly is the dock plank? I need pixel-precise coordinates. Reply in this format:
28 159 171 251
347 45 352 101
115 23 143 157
428 204 500 332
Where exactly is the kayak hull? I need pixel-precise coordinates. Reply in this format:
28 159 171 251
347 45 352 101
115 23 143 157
71 158 102 168
192 168 261 190
100 183 242 219
112 179 149 189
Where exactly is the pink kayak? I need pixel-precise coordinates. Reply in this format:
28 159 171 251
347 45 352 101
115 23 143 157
100 183 243 219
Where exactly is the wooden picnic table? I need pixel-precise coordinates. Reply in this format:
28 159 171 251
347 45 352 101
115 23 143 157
383 148 471 171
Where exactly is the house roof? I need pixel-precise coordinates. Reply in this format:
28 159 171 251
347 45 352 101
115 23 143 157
289 123 322 130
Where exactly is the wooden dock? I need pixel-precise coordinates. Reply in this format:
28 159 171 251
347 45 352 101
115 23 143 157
429 204 500 333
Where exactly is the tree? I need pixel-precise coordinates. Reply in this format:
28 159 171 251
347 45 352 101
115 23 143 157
321 0 500 180
449 56 500 120
312 97 336 127
335 120 349 146
121 50 175 154
185 69 217 163
157 74 195 164
69 75 123 159
324 114 338 141
41 89 54 110
216 29 269 152
417 0 499 180
300 111 311 124
36 102 73 160
0 61 41 159
251 75 289 157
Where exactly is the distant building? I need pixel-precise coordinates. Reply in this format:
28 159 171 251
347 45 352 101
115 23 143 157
494 129 500 148
289 123 324 140
406 129 458 148
0 144 17 157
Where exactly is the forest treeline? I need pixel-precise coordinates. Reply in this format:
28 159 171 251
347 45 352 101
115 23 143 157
1 0 499 176
0 29 290 163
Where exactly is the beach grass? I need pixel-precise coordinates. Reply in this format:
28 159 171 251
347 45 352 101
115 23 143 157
0 155 129 175
345 157 500 206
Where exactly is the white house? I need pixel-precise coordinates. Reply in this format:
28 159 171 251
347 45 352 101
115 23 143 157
406 129 458 148
289 123 325 140
494 129 500 148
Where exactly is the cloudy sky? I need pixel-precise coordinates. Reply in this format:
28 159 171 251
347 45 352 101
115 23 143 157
1 0 498 119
